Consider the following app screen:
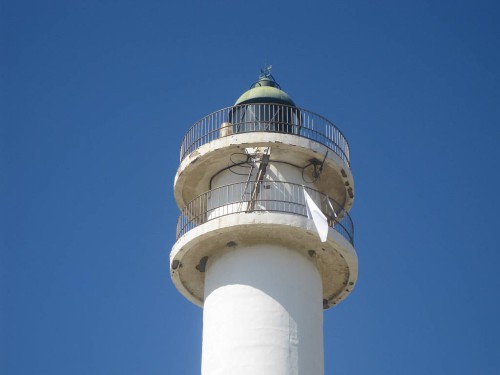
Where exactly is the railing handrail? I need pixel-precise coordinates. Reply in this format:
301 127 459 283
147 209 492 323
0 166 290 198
176 181 354 245
179 103 351 167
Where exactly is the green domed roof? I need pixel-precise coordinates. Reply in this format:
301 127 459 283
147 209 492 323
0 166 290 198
234 70 296 107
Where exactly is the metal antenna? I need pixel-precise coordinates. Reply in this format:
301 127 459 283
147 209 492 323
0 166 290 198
318 151 329 175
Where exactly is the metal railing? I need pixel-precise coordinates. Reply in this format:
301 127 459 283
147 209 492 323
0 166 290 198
176 181 354 244
180 103 350 166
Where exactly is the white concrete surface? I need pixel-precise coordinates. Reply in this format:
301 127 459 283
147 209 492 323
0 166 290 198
202 244 324 375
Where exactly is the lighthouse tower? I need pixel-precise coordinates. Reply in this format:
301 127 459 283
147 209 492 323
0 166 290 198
170 67 357 375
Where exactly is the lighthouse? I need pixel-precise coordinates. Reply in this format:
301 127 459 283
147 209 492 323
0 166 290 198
170 67 358 375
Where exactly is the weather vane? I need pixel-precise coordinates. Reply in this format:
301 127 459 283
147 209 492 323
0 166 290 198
260 64 273 79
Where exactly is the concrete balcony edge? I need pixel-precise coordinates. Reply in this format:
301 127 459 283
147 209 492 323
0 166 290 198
170 212 358 310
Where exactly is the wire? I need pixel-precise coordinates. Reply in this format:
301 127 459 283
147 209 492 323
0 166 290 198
209 153 254 188
228 152 253 175
210 154 319 188
229 152 251 166
302 163 318 183
228 168 252 176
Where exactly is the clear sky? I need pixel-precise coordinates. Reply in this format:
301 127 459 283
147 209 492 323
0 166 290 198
2 1 499 374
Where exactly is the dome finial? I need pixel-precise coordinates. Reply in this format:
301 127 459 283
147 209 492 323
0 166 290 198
251 63 281 90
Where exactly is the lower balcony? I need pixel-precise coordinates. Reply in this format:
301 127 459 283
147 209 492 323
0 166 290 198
176 181 354 245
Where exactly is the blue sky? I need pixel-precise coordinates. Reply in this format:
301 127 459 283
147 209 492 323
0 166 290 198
1 1 499 374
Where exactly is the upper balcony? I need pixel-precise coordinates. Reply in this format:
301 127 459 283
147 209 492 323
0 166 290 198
179 103 350 167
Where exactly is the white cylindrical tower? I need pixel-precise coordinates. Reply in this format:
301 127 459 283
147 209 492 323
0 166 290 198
203 244 324 375
171 68 358 375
